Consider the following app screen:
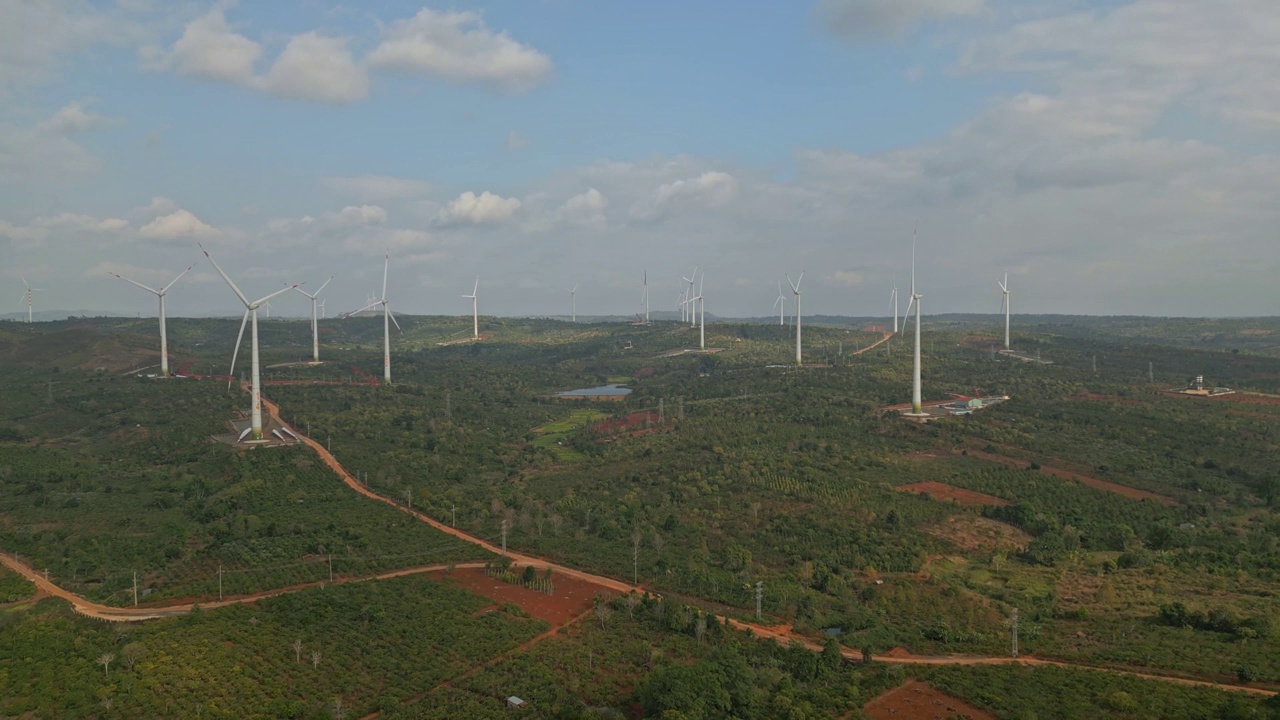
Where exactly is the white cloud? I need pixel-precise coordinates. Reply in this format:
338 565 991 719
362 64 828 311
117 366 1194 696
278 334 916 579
35 212 128 233
259 32 367 105
556 188 608 227
39 99 118 135
332 205 387 227
138 209 220 240
367 9 552 91
435 191 521 226
161 8 261 83
322 174 431 202
0 0 125 95
817 0 985 43
629 171 738 221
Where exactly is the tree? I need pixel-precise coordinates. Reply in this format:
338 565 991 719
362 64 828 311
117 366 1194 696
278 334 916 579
97 652 114 677
293 639 303 663
595 602 613 630
821 637 842 674
311 650 323 669
121 642 144 672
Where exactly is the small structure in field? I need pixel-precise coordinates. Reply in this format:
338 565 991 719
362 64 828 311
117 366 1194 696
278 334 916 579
1173 375 1234 397
507 696 527 709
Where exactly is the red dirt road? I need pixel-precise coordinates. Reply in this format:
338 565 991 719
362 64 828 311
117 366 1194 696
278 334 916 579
898 481 1010 507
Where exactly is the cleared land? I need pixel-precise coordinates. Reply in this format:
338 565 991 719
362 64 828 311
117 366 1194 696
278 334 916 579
898 481 1010 507
863 678 997 720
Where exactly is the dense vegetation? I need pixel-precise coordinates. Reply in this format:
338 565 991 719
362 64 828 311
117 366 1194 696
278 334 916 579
1 312 1278 717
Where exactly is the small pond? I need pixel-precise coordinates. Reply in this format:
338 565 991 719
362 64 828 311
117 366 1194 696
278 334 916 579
556 383 632 397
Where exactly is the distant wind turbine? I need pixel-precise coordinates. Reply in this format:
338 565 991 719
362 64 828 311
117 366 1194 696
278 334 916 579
890 277 899 334
773 282 786 326
201 244 297 441
110 264 193 377
998 272 1011 351
462 278 479 339
682 268 698 328
348 255 400 383
642 270 650 324
293 275 333 363
569 284 577 323
786 272 804 365
902 226 926 416
19 277 43 324
692 274 706 350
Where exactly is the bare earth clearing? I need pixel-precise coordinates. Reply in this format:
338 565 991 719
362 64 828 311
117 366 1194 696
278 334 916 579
862 678 997 720
964 447 1178 506
898 481 1010 507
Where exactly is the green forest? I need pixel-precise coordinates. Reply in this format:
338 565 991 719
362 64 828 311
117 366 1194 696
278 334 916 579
0 314 1277 718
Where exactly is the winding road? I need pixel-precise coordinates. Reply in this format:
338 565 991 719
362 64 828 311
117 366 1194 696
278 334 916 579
0 390 1272 699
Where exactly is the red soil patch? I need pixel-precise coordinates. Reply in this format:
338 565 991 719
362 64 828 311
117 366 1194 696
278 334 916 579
634 367 656 378
1211 392 1280 406
589 410 671 440
965 448 1178 506
923 515 1031 552
899 481 1010 507
431 566 612 626
864 679 997 720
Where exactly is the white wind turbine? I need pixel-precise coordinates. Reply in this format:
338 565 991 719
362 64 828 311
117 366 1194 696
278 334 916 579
19 277 43 324
682 268 698 328
691 274 706 350
349 255 400 384
998 272 1011 351
293 275 333 363
786 272 804 365
902 228 926 416
200 244 298 441
641 270 650 324
773 282 787 326
890 277 899 334
462 278 479 339
568 284 577 323
110 264 193 377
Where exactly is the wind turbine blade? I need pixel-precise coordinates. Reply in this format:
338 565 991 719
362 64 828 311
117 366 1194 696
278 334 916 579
773 296 782 309
110 273 161 295
315 275 333 296
472 278 479 296
200 243 252 307
252 284 298 307
351 301 380 315
785 274 797 293
795 271 804 291
160 264 194 293
387 305 402 332
381 255 389 300
903 296 916 327
229 309 249 389
910 222 917 296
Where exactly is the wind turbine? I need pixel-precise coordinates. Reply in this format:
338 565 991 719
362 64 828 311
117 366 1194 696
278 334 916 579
293 275 333 363
786 272 804 365
568 284 577 323
19 277 43 324
110 264 193 377
319 299 326 319
902 228 926 416
641 270 650 324
773 282 786 326
695 274 706 350
349 255 400 383
462 278 479 339
998 272 1011 351
200 244 297 441
890 278 899 334
682 268 698 328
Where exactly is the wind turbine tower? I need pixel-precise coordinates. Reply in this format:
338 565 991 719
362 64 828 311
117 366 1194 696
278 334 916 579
293 275 333 363
682 268 698 328
998 272 1011 350
903 230 927 417
110 264 193 377
786 272 804 365
891 278 899 334
20 277 42 324
642 270 650 324
201 244 297 441
773 282 786 326
692 275 705 350
462 278 479 339
569 284 577 323
348 256 400 383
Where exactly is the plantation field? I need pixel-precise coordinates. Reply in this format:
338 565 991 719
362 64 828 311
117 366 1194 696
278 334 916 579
0 574 547 719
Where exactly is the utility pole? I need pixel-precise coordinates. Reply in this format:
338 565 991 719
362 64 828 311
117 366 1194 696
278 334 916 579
1011 607 1019 658
328 554 333 582
404 487 412 510
501 519 508 557
755 581 763 621
132 571 138 607
218 564 223 602
451 506 456 527
327 434 331 451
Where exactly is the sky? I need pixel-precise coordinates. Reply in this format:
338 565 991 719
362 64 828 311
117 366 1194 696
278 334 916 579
1 0 1278 320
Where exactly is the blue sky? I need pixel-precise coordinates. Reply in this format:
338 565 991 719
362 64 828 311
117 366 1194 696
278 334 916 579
2 0 1278 319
